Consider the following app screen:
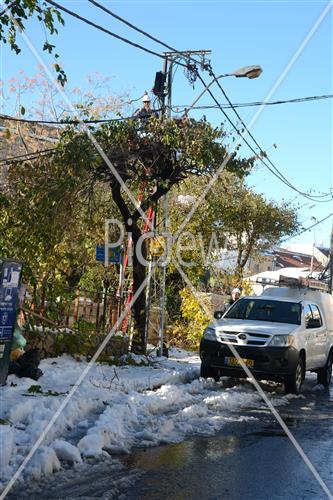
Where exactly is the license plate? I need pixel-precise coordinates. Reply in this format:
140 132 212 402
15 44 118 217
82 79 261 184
225 356 254 368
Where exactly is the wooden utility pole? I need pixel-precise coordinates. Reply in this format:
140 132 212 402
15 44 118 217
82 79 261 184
329 222 333 293
156 50 211 356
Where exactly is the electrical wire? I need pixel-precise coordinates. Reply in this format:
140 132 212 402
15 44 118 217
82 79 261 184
46 0 205 74
88 0 176 50
194 71 332 203
0 140 161 166
84 3 332 203
9 2 331 203
6 92 332 124
44 0 168 62
87 0 204 68
171 94 333 110
0 148 57 165
281 213 333 242
207 68 332 201
0 110 161 125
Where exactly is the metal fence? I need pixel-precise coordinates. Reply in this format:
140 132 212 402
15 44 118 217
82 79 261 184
25 284 119 333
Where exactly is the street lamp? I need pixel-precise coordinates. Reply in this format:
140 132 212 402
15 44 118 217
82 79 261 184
229 65 263 79
188 65 263 110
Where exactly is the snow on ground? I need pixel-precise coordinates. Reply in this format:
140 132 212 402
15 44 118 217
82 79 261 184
0 347 295 491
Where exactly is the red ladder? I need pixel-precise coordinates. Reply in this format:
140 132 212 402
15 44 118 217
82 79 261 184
117 183 155 333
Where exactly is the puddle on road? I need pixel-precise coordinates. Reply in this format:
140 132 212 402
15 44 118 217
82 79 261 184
121 432 245 472
248 429 287 438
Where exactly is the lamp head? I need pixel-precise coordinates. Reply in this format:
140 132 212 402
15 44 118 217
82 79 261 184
232 65 263 79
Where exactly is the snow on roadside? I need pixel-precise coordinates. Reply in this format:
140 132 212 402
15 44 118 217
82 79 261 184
0 347 294 490
0 348 198 488
77 377 290 457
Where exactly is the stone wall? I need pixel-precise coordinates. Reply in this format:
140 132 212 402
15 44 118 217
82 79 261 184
25 327 129 360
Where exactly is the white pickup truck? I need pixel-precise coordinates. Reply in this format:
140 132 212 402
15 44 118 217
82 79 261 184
199 283 333 394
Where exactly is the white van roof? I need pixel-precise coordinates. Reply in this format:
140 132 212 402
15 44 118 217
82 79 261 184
258 286 328 302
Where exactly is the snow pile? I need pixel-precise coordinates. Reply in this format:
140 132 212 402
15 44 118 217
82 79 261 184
52 440 82 463
77 377 287 457
0 348 294 491
0 350 198 488
0 426 14 468
25 447 61 480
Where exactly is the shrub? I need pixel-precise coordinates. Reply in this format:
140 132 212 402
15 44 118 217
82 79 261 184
170 288 211 350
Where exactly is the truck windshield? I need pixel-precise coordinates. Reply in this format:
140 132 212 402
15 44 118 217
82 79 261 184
224 298 301 325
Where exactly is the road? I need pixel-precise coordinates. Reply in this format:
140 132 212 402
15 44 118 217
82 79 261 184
8 376 333 500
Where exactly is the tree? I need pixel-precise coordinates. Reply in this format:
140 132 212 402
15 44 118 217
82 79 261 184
54 117 252 353
167 172 299 286
0 0 66 84
1 89 255 353
208 174 299 276
0 145 123 316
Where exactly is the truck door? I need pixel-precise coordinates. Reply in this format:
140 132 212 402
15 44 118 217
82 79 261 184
310 304 327 367
303 303 317 369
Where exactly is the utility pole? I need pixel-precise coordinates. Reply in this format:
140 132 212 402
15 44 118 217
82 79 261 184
310 217 316 275
329 222 333 293
156 50 211 356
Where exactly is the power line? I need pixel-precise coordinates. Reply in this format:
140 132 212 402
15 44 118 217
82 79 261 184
5 92 331 126
13 2 331 203
88 0 176 52
0 141 162 166
0 148 57 165
281 213 333 242
83 4 332 203
0 111 161 125
206 67 332 201
87 0 205 69
195 71 332 203
44 0 168 62
171 94 333 110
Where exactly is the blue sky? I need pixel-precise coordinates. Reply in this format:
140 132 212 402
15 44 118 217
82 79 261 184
1 0 332 247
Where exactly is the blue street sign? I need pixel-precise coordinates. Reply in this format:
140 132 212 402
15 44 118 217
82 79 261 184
96 245 121 264
0 260 23 385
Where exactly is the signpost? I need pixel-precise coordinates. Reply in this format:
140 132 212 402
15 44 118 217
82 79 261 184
0 259 23 385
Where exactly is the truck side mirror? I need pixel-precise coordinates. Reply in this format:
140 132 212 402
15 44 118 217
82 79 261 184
214 310 223 320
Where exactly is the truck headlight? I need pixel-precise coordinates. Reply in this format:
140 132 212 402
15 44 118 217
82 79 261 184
203 327 217 341
269 335 294 347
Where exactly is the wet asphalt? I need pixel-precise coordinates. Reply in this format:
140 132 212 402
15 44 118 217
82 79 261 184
8 377 333 500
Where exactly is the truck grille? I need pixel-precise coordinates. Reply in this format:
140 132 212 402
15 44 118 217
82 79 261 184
217 331 271 347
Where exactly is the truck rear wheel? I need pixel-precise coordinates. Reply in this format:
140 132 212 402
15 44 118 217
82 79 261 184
284 357 304 395
317 350 333 387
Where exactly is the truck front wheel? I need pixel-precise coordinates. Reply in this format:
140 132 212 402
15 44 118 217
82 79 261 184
284 357 304 395
200 364 219 381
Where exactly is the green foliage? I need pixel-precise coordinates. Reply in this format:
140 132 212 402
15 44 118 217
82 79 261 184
168 172 299 288
209 174 299 273
0 418 11 425
119 354 150 367
0 149 121 303
53 329 98 357
26 384 67 396
171 288 211 349
1 111 257 353
58 117 251 203
0 1 66 84
56 117 252 352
